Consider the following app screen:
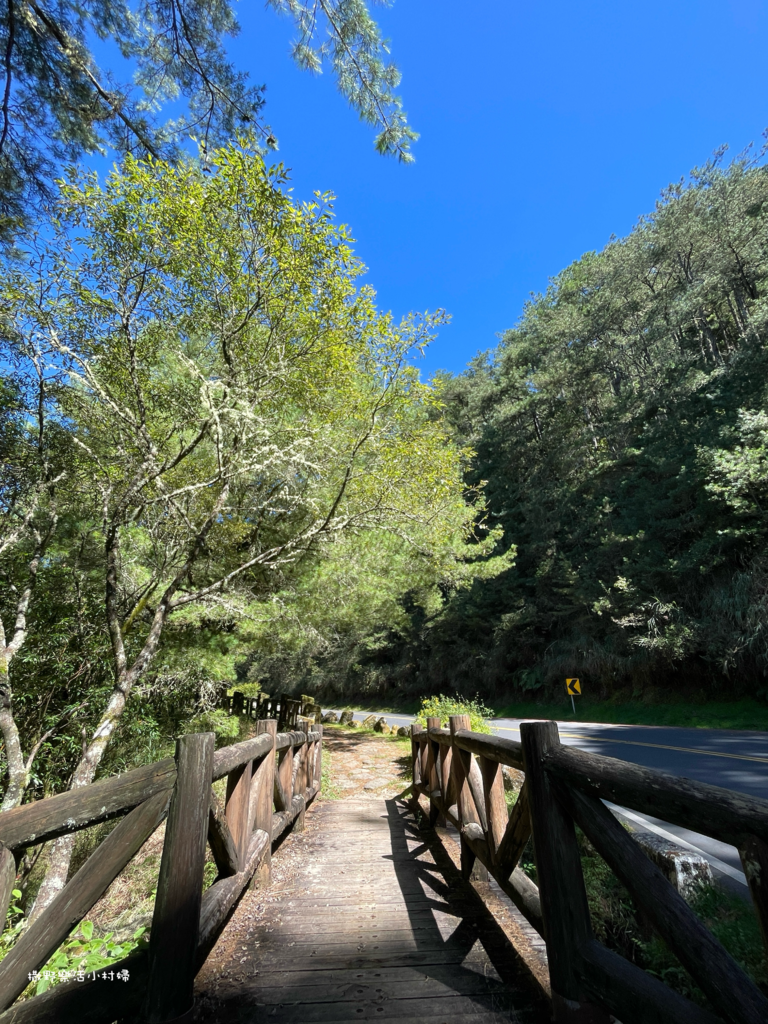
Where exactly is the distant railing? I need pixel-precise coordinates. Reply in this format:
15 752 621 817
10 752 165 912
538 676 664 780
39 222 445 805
0 716 322 1023
220 690 322 730
411 717 768 1024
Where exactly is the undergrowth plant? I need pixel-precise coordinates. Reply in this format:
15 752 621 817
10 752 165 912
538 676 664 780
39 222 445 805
29 921 148 996
416 694 495 734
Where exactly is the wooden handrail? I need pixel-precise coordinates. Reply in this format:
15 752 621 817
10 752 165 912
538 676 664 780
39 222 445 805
410 717 768 1024
544 742 768 846
0 757 177 851
0 717 323 1023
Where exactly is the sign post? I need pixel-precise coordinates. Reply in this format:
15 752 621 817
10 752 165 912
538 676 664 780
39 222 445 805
565 677 581 716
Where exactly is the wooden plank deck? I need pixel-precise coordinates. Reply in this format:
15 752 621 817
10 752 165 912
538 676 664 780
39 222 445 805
193 797 548 1023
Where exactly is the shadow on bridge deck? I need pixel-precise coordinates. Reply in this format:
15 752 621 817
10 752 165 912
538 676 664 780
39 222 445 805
191 796 548 1023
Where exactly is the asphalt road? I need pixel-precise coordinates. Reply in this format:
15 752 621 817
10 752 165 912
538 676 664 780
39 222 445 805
329 709 768 891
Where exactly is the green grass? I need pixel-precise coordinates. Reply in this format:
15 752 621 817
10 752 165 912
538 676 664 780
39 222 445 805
335 695 768 731
494 697 768 731
320 747 340 799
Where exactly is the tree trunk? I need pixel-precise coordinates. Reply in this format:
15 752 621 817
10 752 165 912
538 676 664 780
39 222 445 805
0 618 29 813
27 680 131 923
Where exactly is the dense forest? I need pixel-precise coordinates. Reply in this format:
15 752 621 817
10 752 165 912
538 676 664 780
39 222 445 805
274 152 768 704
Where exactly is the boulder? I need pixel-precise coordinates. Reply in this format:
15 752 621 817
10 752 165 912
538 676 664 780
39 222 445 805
321 711 339 724
373 717 387 732
347 720 359 728
339 710 355 725
633 831 713 899
362 714 378 728
397 726 409 737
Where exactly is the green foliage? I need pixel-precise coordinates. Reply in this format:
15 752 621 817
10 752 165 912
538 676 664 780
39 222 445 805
415 693 495 734
30 921 148 995
0 890 24 962
0 0 414 238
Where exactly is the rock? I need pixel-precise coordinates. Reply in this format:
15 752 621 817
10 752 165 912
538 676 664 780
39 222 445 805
632 831 713 898
347 720 359 728
373 717 389 733
362 714 378 728
321 711 339 724
502 765 525 793
397 726 409 737
364 781 380 790
339 710 355 725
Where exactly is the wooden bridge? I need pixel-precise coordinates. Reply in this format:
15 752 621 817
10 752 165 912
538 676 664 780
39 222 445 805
0 714 766 1023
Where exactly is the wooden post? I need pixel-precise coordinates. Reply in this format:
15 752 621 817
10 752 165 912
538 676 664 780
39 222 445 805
232 691 244 716
740 835 768 960
250 719 276 890
293 721 310 832
410 724 423 818
312 723 323 792
144 733 214 1024
520 721 608 1023
449 715 488 883
426 717 444 827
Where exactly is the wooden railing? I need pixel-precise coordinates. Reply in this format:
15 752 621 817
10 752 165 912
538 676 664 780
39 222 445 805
411 716 768 1024
220 690 322 730
0 717 322 1023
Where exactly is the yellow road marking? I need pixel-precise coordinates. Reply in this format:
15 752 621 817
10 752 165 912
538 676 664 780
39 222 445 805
493 727 768 765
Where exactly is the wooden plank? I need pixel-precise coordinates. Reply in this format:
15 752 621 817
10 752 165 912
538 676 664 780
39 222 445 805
495 779 531 879
545 743 768 847
275 743 292 811
250 719 276 888
520 721 605 1022
0 791 169 1012
207 786 239 878
559 779 768 1024
0 757 176 851
578 939 721 1024
211 732 271 781
225 758 253 870
450 715 487 883
739 834 768 960
144 733 213 1024
478 755 507 864
247 993 523 1023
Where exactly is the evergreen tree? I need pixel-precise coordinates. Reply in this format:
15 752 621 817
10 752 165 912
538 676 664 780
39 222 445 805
0 0 416 237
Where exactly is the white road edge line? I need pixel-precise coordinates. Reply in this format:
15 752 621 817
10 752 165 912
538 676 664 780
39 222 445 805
606 802 747 887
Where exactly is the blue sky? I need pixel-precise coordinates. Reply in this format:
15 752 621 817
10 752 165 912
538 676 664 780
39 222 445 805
104 1 768 377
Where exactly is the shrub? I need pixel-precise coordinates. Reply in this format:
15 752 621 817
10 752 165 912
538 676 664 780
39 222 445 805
416 694 495 734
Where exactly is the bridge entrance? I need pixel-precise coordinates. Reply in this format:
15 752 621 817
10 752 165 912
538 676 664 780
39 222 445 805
192 795 548 1023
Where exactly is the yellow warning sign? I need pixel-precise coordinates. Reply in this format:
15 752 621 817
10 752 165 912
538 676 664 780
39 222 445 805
566 678 581 696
